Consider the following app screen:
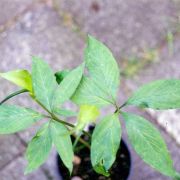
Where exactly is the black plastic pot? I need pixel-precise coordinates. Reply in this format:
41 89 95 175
57 127 131 180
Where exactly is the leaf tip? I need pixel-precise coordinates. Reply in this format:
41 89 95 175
24 166 32 175
87 34 93 40
87 34 98 45
94 163 110 177
66 163 73 176
31 56 44 64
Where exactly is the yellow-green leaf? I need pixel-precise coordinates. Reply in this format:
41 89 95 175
0 70 32 92
76 105 100 131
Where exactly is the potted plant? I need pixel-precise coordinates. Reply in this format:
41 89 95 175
0 35 180 179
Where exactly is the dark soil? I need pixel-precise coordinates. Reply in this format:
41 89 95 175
57 127 131 180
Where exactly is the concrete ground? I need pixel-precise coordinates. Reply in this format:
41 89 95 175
0 0 180 179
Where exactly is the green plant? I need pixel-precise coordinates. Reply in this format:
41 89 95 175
0 35 180 179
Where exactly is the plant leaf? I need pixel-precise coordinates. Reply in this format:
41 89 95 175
174 173 180 180
72 76 113 107
0 70 32 92
72 36 120 107
32 57 57 111
25 123 52 174
126 79 180 109
76 104 100 131
122 112 176 177
0 105 43 134
52 64 84 109
54 108 77 117
91 113 121 176
85 35 120 102
55 70 70 84
50 120 73 174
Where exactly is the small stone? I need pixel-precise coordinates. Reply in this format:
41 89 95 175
72 176 82 180
73 155 81 165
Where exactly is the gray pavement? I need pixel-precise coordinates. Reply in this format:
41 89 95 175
0 0 180 179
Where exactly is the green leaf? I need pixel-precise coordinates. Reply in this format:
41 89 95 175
126 79 180 110
91 113 121 176
174 173 180 180
76 104 100 131
25 123 52 174
0 70 32 92
93 165 110 177
0 105 43 134
50 120 73 174
72 36 120 107
52 64 84 109
32 57 57 111
54 108 77 117
72 76 113 107
122 112 176 177
55 70 70 84
85 35 120 101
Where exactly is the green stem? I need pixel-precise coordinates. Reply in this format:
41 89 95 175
36 100 75 129
47 109 91 137
52 114 91 137
72 132 90 150
0 89 28 105
114 102 127 113
73 134 90 149
35 100 91 149
119 102 127 109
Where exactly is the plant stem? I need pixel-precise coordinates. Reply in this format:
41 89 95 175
0 89 28 105
72 132 90 150
72 134 91 149
48 112 91 138
35 99 91 148
35 99 52 115
119 102 127 109
36 100 75 128
114 102 127 113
